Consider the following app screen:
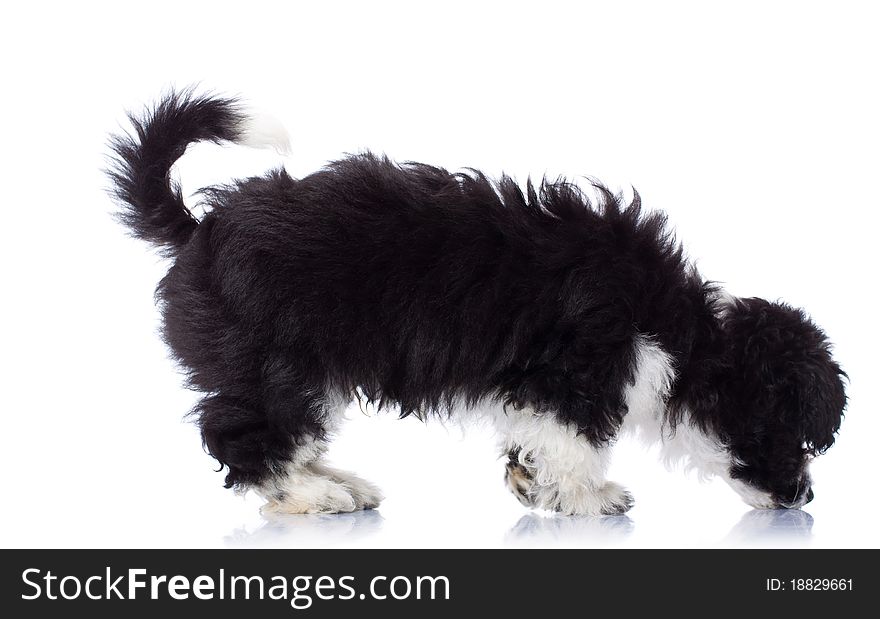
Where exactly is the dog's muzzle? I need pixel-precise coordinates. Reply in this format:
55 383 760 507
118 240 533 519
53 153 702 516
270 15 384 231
779 486 814 509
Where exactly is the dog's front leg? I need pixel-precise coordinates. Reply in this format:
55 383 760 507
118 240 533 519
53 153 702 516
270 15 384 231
498 411 633 516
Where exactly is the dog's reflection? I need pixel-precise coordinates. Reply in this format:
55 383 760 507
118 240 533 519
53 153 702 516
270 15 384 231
225 509 384 547
722 509 813 546
225 506 812 547
505 513 635 546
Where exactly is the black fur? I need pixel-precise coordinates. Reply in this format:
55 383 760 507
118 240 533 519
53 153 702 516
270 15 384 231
108 89 244 255
676 298 847 505
109 91 846 504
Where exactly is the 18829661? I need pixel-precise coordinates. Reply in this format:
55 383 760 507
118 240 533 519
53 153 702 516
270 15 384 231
767 578 853 591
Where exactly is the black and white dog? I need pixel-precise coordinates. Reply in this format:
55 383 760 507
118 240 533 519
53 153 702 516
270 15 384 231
110 91 846 515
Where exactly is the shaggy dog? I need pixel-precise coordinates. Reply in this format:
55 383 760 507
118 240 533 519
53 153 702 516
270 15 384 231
110 91 846 515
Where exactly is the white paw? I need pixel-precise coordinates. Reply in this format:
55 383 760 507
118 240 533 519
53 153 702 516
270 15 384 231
261 475 358 515
504 456 633 516
594 481 635 516
313 464 384 510
540 480 633 516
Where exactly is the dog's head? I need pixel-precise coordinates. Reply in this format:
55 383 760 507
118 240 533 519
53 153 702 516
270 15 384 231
707 298 846 509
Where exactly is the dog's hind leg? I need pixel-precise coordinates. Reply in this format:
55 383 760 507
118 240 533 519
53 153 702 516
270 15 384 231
259 446 384 514
496 410 633 516
197 372 382 514
254 389 383 514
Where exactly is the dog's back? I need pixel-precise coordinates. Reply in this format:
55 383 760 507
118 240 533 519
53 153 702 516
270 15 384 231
189 153 681 412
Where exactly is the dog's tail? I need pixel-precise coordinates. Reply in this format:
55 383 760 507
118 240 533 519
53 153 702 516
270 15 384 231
108 89 290 255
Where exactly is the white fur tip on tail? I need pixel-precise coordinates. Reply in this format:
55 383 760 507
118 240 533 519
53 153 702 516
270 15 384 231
236 111 291 155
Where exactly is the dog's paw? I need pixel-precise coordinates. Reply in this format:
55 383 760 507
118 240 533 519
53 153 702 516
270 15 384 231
502 448 634 516
505 457 536 507
597 481 635 515
540 480 634 516
309 463 384 510
261 476 359 515
336 474 384 510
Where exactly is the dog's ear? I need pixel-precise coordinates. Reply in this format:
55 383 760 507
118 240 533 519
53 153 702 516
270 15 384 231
792 353 847 454
723 297 847 453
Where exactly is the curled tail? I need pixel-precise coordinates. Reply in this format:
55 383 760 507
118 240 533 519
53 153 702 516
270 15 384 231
108 89 290 255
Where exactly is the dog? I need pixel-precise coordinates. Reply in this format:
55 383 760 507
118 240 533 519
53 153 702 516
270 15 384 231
109 90 847 515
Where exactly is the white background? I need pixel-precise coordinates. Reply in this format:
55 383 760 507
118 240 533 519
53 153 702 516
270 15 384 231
1 1 877 549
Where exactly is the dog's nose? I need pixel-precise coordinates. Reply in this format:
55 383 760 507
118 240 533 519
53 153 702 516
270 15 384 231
805 487 814 505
